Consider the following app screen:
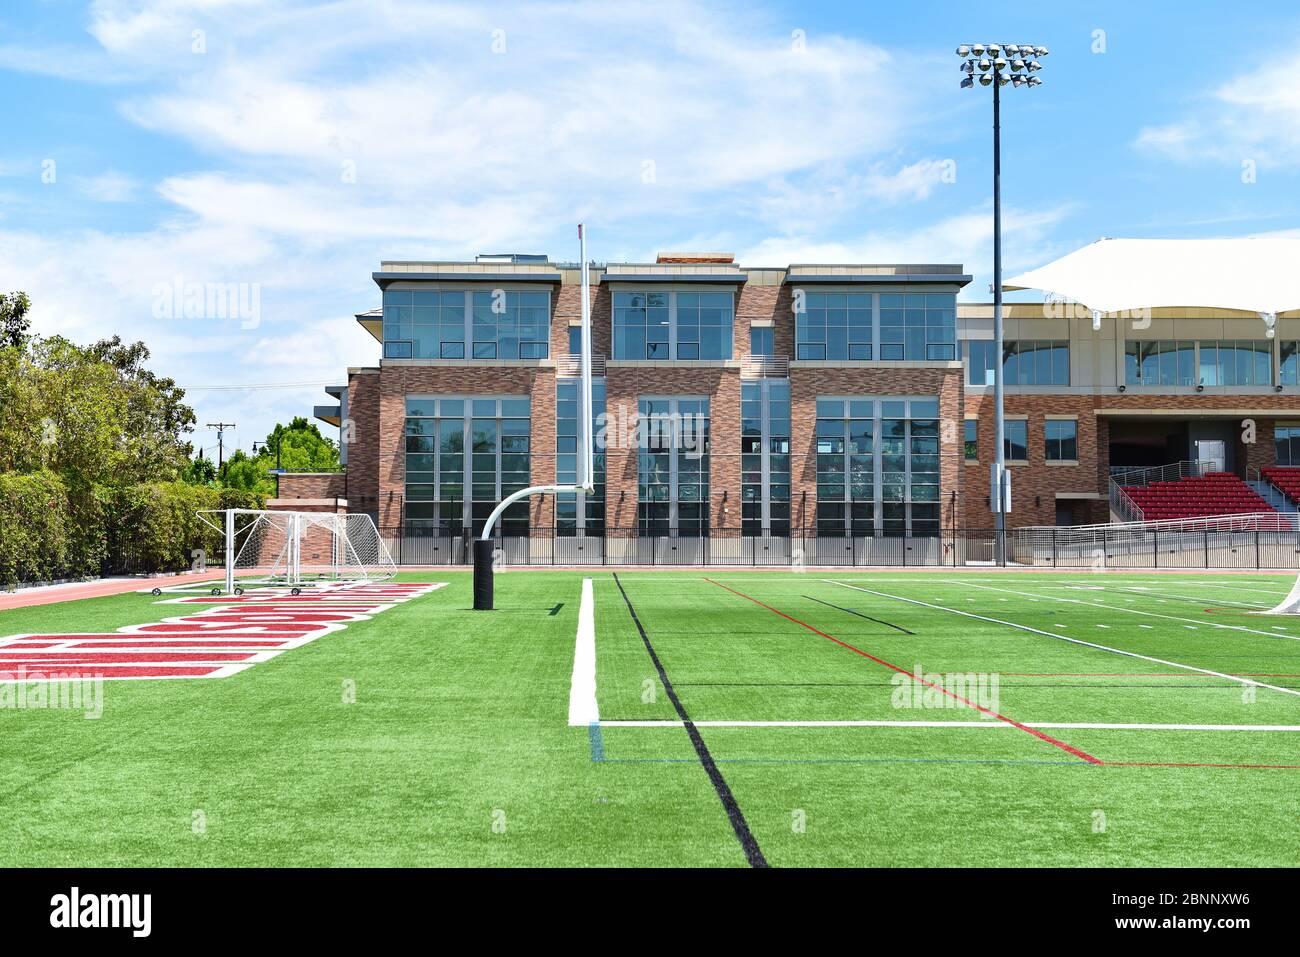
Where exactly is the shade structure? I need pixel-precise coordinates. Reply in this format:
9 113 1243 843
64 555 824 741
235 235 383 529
1003 237 1300 315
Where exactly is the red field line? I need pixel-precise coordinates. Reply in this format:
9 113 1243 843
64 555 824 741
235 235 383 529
1107 761 1300 770
703 578 1103 765
67 640 287 648
0 651 256 663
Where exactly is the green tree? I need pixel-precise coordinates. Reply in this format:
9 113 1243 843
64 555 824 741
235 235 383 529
0 297 197 485
261 416 340 472
218 449 276 496
0 291 31 349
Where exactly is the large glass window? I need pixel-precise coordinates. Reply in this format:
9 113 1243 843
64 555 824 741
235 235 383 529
404 396 531 535
815 396 941 537
751 326 774 357
1124 340 1195 386
879 293 956 361
471 290 550 359
613 291 733 360
741 380 791 536
1004 419 1028 462
1277 423 1300 466
383 289 467 359
1124 340 1273 386
794 292 958 362
968 340 1069 385
638 397 710 536
556 379 606 535
383 288 550 360
1281 342 1300 386
1197 340 1272 386
796 292 873 360
1045 419 1078 461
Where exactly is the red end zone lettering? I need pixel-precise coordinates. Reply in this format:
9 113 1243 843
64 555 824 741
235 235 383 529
0 582 446 682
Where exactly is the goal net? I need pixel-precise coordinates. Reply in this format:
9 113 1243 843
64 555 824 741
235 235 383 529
199 509 396 594
1265 573 1300 615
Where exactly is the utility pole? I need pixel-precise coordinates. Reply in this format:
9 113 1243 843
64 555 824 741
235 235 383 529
207 422 236 469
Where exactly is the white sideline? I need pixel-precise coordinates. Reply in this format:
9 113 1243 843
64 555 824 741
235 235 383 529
825 580 1300 701
963 580 1300 641
598 719 1300 731
568 578 599 726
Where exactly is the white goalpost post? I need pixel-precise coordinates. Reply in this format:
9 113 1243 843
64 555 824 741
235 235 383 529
152 508 398 596
472 223 596 610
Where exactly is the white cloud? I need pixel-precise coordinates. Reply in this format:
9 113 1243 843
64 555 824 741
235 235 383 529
1133 47 1300 167
738 203 1077 297
0 0 993 447
79 170 139 202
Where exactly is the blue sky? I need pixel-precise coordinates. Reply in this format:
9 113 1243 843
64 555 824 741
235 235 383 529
3 0 1300 456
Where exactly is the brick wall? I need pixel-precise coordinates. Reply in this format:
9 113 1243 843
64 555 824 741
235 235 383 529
277 472 346 500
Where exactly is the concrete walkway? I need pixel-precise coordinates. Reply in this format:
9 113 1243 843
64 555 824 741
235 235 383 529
0 571 223 611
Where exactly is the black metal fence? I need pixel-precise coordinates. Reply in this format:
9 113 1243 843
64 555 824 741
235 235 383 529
375 525 1300 569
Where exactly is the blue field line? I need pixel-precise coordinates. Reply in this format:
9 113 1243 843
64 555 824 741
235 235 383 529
593 753 1092 768
588 721 605 762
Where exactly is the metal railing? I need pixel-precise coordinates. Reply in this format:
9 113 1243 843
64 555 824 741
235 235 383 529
555 353 606 376
740 355 790 378
1107 458 1227 524
1009 511 1300 568
373 523 1300 569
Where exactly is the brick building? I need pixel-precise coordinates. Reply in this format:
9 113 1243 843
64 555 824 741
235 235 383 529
281 251 1300 538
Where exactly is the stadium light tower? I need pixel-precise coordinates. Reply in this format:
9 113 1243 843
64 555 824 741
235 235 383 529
956 42 1047 565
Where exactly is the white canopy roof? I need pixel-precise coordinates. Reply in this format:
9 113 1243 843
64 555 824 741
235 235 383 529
1004 237 1300 315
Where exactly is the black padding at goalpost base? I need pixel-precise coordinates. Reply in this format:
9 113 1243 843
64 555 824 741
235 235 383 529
472 539 495 610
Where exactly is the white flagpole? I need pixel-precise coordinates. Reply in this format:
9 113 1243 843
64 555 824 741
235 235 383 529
579 223 595 493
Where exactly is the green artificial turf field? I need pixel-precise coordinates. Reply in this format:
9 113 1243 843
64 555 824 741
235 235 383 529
1 570 1298 867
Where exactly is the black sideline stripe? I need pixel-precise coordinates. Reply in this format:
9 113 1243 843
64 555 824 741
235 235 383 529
803 595 916 634
610 572 768 869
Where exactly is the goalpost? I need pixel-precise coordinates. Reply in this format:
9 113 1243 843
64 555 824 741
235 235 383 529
162 508 397 596
472 223 596 610
1265 575 1300 615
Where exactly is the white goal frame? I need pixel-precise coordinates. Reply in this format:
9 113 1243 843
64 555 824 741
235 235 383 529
195 508 397 595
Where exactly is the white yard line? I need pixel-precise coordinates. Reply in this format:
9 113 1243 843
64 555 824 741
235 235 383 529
962 580 1300 642
824 580 1300 701
567 578 599 727
599 719 1300 731
1043 582 1272 610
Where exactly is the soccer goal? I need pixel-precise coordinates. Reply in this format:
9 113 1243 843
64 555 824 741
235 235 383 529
159 508 397 596
1265 574 1300 615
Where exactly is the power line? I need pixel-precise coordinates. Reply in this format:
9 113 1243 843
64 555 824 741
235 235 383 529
187 380 335 392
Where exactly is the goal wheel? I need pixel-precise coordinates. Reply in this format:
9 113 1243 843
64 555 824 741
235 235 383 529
150 587 162 596
291 587 302 596
234 587 244 596
211 587 221 596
